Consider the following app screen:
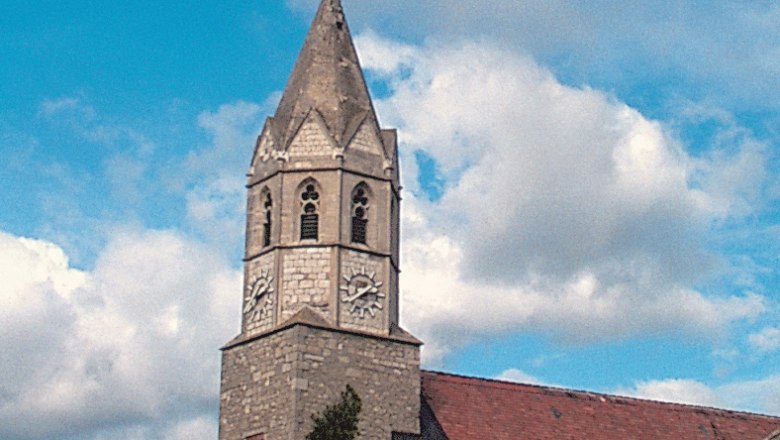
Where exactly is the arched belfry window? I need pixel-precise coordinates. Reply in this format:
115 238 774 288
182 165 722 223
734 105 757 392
300 182 320 241
351 184 369 244
262 191 272 247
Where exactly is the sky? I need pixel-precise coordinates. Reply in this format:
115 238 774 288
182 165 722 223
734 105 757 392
2 0 780 438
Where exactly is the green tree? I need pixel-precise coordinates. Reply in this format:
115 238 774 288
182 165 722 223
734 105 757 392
305 384 362 440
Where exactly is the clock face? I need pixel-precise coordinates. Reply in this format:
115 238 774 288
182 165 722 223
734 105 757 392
340 267 385 318
244 269 274 322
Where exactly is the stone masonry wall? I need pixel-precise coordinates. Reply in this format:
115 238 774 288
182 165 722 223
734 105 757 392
292 325 421 439
219 324 421 440
281 248 331 322
287 117 334 160
220 330 296 440
348 121 383 156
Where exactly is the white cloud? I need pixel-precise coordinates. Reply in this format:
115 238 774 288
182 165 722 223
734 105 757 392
496 368 548 386
9 10 778 437
618 379 723 408
354 33 770 363
162 416 218 440
323 0 780 111
191 101 264 174
495 365 780 416
749 327 780 354
682 103 771 218
185 174 246 245
39 97 90 117
0 100 264 437
0 233 88 415
0 230 240 440
720 375 780 416
616 375 780 416
104 154 148 204
39 96 155 148
182 101 267 253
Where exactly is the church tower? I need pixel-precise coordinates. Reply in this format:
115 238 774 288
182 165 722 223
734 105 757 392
219 1 421 439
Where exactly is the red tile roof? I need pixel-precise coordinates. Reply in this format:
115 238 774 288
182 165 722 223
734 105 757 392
421 371 780 440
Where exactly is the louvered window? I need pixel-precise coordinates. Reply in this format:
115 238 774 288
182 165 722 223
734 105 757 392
351 185 369 244
301 214 319 240
300 184 320 241
262 193 272 247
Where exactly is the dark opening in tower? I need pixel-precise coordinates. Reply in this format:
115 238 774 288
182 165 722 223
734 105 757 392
262 192 272 247
300 183 320 240
351 184 369 244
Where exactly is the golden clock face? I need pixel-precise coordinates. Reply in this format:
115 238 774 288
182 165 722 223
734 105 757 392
340 267 385 318
244 269 274 322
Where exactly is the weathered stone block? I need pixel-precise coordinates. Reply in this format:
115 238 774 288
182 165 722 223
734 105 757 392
220 323 420 440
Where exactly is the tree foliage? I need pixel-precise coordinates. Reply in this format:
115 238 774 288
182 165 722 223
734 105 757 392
305 384 362 440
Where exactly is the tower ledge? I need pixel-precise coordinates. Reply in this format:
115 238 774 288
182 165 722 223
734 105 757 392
222 306 422 351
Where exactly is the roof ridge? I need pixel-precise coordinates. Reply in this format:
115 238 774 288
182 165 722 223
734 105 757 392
421 370 780 421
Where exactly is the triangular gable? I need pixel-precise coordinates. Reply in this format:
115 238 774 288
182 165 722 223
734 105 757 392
345 115 387 159
285 109 339 158
248 118 276 176
342 110 369 147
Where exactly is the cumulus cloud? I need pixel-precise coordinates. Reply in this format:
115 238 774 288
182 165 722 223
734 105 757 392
617 379 723 408
353 33 770 362
0 230 240 440
496 366 780 415
2 100 265 439
8 7 777 436
297 0 780 111
616 375 780 416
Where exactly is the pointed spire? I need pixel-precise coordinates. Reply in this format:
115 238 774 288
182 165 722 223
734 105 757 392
273 0 378 147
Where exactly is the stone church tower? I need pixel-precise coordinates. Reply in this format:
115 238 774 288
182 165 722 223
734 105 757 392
218 0 422 439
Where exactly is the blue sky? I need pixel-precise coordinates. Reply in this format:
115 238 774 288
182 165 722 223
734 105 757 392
2 1 780 439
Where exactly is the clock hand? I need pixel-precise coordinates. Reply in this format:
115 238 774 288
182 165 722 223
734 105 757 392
346 284 373 303
244 283 269 313
346 286 368 303
244 296 257 313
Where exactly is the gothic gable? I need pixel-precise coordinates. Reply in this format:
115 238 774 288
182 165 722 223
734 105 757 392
344 114 387 159
285 110 339 160
248 119 280 183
